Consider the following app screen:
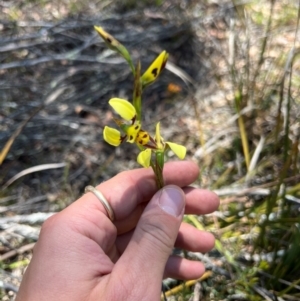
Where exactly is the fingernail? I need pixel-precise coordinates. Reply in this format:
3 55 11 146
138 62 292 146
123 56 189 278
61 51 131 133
158 186 185 217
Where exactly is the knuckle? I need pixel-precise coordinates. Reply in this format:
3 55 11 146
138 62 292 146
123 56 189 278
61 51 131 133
139 217 175 252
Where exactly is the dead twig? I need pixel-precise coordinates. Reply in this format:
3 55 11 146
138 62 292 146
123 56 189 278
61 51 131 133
0 242 35 261
0 212 55 225
3 163 66 188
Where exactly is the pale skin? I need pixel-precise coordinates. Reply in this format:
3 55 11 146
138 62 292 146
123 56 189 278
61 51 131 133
16 161 219 301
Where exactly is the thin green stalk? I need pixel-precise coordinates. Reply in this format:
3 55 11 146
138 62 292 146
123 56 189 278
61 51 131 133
133 61 142 121
150 161 164 189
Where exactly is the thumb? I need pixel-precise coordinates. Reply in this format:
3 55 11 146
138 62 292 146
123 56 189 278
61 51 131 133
112 185 185 299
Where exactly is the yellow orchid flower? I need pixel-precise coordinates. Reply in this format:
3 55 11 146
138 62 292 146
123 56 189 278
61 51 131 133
104 100 185 169
141 51 169 88
137 122 186 168
103 98 150 147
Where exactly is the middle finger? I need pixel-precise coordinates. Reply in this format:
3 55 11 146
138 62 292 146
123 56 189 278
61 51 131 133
114 186 219 234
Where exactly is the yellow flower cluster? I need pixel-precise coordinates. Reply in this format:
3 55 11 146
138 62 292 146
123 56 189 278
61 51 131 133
103 98 186 167
94 26 186 171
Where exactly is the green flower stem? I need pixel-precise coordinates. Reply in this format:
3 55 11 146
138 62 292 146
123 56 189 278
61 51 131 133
137 143 164 189
118 45 136 75
150 161 164 189
133 61 142 121
149 151 165 189
156 150 165 171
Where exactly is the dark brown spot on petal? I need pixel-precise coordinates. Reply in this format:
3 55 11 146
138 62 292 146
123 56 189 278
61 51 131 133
130 135 133 140
143 134 148 138
135 125 139 130
151 68 158 77
106 37 112 44
139 140 143 144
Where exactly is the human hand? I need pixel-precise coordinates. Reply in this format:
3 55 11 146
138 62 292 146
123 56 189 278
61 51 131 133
16 161 219 301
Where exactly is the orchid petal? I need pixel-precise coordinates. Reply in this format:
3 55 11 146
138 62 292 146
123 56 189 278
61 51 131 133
141 51 168 87
137 149 152 168
103 126 122 146
166 142 186 159
109 98 136 121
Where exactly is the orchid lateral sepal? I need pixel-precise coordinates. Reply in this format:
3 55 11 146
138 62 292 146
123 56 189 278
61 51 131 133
165 142 186 160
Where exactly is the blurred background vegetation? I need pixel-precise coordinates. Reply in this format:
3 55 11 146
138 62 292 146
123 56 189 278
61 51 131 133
0 0 300 300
